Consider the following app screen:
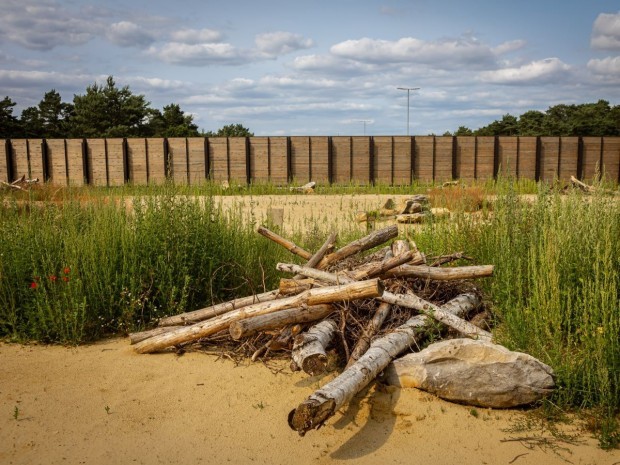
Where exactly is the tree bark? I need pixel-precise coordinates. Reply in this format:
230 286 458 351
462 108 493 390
276 263 492 342
229 304 335 340
257 225 312 260
345 302 391 368
157 290 280 327
129 326 183 345
279 278 316 296
288 293 480 435
317 225 398 269
385 264 494 281
291 319 338 375
133 279 384 354
347 250 414 280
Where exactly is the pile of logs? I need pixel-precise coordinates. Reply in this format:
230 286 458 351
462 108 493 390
130 224 505 435
356 194 451 225
0 175 39 191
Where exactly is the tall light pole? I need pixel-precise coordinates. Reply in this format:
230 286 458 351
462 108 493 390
397 87 420 135
357 119 371 135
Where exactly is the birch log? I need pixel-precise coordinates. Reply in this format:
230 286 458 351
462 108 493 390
129 326 182 345
385 264 494 281
133 279 384 354
157 290 280 327
229 304 335 340
288 293 481 435
291 319 338 375
317 225 398 269
345 302 391 368
276 263 492 342
257 225 312 260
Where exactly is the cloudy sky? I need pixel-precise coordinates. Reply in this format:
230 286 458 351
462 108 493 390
1 0 619 135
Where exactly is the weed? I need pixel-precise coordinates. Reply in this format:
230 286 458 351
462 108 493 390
105 405 111 414
469 408 479 418
13 406 19 420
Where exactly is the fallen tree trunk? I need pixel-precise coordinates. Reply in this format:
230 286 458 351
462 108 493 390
157 289 280 327
346 302 391 368
317 225 398 270
134 279 384 354
129 325 183 345
291 319 338 375
348 250 414 280
385 264 494 281
279 278 316 296
229 304 335 340
257 225 313 260
288 293 481 435
276 263 492 342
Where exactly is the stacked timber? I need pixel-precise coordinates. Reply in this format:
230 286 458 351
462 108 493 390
130 224 554 436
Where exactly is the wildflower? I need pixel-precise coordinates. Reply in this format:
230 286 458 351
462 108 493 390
49 275 58 282
62 276 70 283
63 267 71 275
30 282 38 289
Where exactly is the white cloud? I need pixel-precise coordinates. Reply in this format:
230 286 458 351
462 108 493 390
255 31 314 56
170 28 222 44
492 40 527 55
591 12 620 50
478 58 571 84
106 21 155 47
587 56 620 74
148 42 247 66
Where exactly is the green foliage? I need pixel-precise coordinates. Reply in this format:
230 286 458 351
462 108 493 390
148 103 200 137
205 123 254 137
0 96 20 138
19 90 74 138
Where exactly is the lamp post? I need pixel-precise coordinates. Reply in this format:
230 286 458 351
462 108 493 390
357 119 371 135
397 87 420 135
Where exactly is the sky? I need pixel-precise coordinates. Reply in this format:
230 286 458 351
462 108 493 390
1 0 619 136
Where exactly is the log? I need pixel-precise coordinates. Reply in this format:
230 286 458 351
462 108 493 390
429 252 472 267
396 213 426 224
288 293 481 435
390 239 410 257
345 302 391 368
279 278 315 296
276 263 492 342
293 231 337 279
157 289 280 327
129 325 183 345
348 250 414 280
385 264 494 281
317 225 398 269
229 304 335 340
291 319 338 375
133 279 384 354
257 225 312 260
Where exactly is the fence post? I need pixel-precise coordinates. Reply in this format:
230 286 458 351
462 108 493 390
534 136 541 182
369 136 375 185
82 138 90 185
42 139 49 182
451 136 457 180
5 139 13 182
493 135 499 179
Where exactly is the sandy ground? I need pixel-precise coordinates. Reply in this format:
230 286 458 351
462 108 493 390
1 338 618 465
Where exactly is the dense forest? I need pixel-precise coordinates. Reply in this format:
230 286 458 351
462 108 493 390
1 75 618 138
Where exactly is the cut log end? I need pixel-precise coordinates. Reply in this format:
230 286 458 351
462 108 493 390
288 398 337 436
301 354 328 376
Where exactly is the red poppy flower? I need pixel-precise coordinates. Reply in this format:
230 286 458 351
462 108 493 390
49 275 58 282
30 282 38 289
63 267 71 275
62 276 70 282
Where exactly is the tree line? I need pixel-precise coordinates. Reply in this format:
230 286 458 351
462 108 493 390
0 76 253 139
448 100 620 137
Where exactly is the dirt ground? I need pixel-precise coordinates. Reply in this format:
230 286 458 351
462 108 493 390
1 338 618 465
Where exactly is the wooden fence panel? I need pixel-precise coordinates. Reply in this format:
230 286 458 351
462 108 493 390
187 138 206 184
434 136 453 182
10 139 30 179
331 136 351 183
581 137 602 181
540 137 560 181
373 136 393 184
66 139 85 186
167 138 188 184
351 137 371 184
601 137 620 183
229 137 247 183
127 138 148 184
86 139 107 186
455 137 475 180
559 137 578 181
414 136 434 182
147 138 166 184
393 136 411 185
46 139 67 185
498 137 518 178
269 137 288 184
208 138 228 182
248 137 269 183
28 140 45 180
106 138 125 186
0 140 8 182
476 136 495 179
518 137 537 180
310 136 329 183
290 136 310 183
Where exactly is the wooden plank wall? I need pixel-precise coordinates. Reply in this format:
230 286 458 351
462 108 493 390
2 136 619 187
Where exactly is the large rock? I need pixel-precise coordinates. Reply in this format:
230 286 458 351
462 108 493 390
385 338 555 408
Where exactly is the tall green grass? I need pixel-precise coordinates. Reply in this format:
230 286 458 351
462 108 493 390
415 185 619 447
0 185 295 342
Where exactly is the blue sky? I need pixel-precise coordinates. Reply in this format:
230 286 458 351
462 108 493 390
1 0 619 135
